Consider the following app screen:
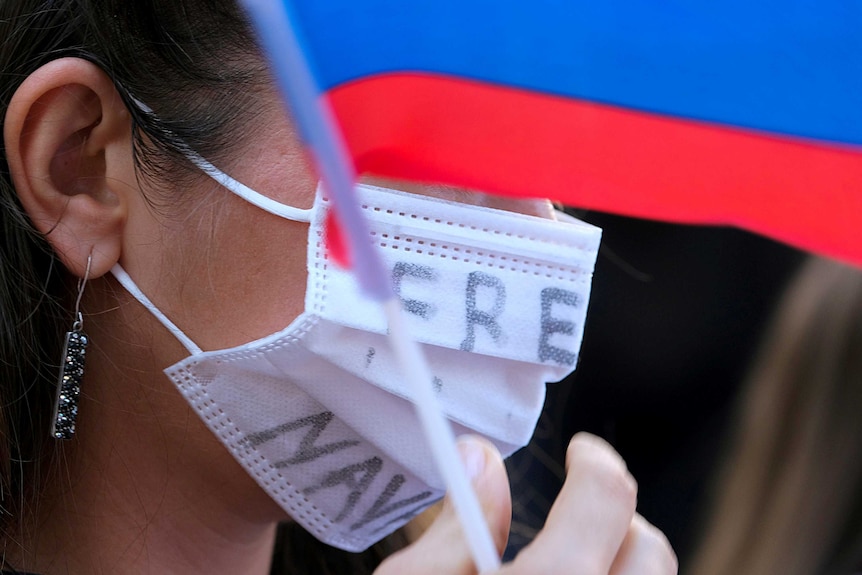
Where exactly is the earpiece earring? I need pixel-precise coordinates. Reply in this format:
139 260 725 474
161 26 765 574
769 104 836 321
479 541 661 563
51 254 92 440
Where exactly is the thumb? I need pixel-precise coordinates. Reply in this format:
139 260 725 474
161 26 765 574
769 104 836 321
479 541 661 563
375 436 512 575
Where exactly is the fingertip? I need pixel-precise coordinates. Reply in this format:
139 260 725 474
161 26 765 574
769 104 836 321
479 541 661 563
566 432 625 470
517 433 638 572
380 437 511 574
456 435 496 482
456 435 511 553
609 515 679 575
565 433 638 504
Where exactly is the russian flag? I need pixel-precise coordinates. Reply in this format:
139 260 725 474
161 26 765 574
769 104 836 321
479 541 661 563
286 1 862 265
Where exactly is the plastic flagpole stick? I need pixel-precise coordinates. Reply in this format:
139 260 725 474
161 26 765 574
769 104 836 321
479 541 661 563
239 1 502 571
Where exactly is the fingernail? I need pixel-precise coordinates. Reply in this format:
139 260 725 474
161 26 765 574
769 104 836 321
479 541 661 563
457 436 488 482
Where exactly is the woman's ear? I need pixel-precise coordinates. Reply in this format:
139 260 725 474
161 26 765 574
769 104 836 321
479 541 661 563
4 57 134 279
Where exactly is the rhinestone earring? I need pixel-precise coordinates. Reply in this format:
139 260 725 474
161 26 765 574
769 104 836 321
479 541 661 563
51 254 92 440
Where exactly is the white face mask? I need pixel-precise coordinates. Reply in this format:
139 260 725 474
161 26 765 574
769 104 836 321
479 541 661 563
111 159 601 552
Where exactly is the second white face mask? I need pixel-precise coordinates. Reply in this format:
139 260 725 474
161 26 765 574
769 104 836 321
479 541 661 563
112 168 601 552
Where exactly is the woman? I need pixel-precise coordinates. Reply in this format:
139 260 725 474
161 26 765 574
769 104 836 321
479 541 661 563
0 1 676 573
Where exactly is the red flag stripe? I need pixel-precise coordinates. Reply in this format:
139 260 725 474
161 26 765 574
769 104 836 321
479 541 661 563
330 72 862 265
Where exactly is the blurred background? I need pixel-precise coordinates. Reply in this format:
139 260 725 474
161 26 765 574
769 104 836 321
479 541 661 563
504 210 804 570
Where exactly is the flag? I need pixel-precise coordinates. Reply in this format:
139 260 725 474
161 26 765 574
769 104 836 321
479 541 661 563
286 1 862 265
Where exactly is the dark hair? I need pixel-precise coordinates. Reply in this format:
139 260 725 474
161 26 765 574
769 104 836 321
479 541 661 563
0 2 405 572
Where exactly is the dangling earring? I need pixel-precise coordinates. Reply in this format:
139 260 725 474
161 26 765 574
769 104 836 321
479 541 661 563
51 254 92 440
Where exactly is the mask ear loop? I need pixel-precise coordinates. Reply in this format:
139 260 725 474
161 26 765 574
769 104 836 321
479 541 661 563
110 264 203 356
125 95 313 223
186 152 313 223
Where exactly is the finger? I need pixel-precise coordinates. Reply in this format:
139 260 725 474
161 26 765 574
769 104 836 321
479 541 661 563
374 436 511 575
505 433 638 574
610 515 678 575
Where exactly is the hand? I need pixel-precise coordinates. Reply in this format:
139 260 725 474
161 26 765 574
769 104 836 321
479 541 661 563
375 433 678 575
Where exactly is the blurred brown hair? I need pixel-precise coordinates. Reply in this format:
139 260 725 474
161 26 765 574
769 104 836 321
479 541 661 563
690 257 862 575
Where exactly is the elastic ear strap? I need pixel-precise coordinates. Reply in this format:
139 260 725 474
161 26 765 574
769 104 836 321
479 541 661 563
186 152 313 223
125 97 311 222
110 264 203 355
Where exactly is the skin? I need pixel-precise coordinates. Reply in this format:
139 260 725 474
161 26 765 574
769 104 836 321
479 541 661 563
3 58 677 574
